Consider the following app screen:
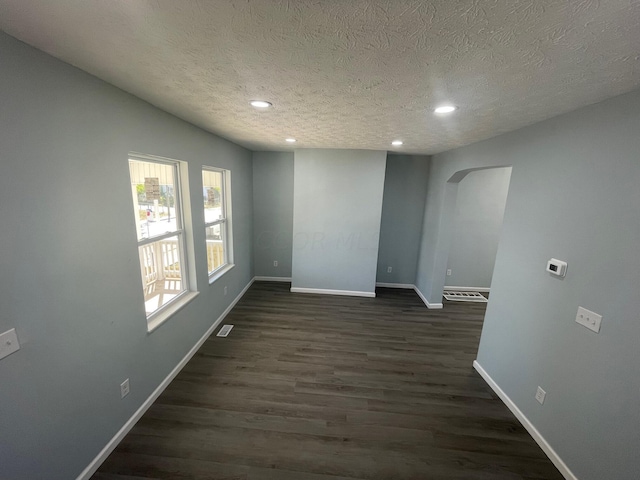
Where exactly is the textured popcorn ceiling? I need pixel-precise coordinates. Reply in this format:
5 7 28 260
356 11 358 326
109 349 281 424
1 1 639 154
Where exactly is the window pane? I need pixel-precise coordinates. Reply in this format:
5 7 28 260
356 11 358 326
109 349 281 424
203 169 224 224
138 236 186 316
206 223 226 274
130 159 180 241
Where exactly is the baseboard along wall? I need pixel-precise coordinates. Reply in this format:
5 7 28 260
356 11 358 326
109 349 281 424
290 287 375 298
374 282 444 309
412 286 444 309
375 282 416 289
254 276 292 282
76 278 256 480
473 361 578 480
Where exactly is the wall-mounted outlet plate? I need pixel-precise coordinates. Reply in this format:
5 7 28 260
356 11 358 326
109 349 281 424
0 328 20 361
120 378 130 398
546 258 567 277
387 266 392 273
273 260 278 267
576 306 602 333
224 286 228 296
446 269 452 276
535 386 546 405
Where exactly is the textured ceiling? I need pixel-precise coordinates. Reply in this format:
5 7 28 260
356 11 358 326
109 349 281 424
1 0 640 154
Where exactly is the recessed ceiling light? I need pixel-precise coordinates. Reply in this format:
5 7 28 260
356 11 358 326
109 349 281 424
250 100 272 108
391 140 403 146
285 138 296 143
434 105 457 114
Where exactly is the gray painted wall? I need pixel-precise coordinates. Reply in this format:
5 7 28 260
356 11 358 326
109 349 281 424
376 154 430 285
418 89 640 480
5 25 638 480
0 33 253 479
446 167 511 289
292 149 387 295
252 151 294 278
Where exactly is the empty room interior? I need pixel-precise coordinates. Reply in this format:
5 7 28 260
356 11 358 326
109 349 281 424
1 2 639 480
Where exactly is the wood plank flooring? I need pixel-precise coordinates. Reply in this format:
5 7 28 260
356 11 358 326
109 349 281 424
92 282 563 480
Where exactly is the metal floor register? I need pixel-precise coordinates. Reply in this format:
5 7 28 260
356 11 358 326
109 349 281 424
443 291 488 303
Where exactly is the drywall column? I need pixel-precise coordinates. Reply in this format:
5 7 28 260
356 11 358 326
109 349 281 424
252 151 294 279
376 154 430 285
291 149 386 296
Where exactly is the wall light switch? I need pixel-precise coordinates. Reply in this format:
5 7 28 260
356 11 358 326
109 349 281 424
0 328 20 361
576 306 602 333
535 386 546 405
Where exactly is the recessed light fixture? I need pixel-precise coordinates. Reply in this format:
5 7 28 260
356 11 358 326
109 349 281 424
285 138 296 143
391 140 403 146
250 100 272 108
434 105 457 114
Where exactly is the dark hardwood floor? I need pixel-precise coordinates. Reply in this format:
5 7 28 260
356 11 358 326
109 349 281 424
92 282 563 480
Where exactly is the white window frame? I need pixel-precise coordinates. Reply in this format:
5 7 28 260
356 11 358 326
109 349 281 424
203 166 234 283
129 153 198 332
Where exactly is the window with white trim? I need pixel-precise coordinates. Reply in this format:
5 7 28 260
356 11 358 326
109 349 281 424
129 155 191 321
202 166 232 279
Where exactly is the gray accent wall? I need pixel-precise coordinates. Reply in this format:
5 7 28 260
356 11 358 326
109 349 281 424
252 151 294 278
445 167 511 289
376 154 430 285
292 149 387 294
0 33 253 480
417 89 640 480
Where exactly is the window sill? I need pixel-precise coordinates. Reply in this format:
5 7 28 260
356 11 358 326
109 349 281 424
209 263 235 285
147 291 200 333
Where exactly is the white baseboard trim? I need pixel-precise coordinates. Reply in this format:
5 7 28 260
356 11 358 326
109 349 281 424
413 286 443 309
76 277 255 480
375 283 445 309
290 287 375 298
254 276 292 282
444 285 490 293
473 361 577 480
375 282 415 289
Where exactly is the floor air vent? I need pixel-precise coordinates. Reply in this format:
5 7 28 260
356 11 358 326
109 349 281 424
443 291 488 303
216 324 234 337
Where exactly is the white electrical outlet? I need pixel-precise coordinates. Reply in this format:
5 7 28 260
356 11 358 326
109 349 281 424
0 328 20 361
273 260 278 267
387 266 392 273
546 258 567 277
120 379 130 398
575 306 602 333
535 386 546 405
224 286 228 296
446 269 452 276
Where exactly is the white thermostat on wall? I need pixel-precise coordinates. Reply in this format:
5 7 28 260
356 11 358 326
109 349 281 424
546 258 567 277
